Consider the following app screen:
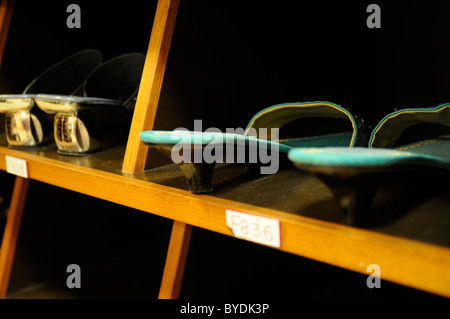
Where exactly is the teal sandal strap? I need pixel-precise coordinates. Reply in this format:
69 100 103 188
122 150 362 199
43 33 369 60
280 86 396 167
245 101 358 147
369 103 450 148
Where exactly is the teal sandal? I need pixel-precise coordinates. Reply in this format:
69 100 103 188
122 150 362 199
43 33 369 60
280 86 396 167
288 103 450 224
140 101 360 193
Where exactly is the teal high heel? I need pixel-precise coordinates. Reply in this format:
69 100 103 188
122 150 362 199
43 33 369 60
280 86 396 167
140 101 360 193
288 103 450 225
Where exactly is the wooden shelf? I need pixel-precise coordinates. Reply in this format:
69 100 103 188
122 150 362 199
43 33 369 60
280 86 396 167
1 0 450 300
1 138 450 297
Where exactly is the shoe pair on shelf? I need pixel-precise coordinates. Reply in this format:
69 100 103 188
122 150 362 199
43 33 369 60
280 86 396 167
140 102 450 224
0 49 145 155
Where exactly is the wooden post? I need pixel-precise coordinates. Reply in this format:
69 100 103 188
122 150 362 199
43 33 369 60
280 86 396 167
119 0 191 300
0 176 29 298
122 0 179 174
158 221 192 299
0 0 14 67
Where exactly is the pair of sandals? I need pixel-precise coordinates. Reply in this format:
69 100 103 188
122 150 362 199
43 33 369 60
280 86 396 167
140 102 450 225
0 49 145 155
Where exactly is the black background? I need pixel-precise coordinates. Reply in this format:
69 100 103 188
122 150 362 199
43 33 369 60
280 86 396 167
3 1 450 129
0 0 448 300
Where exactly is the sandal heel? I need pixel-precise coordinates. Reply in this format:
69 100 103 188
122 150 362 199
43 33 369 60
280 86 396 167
5 111 46 147
316 173 379 226
178 161 216 193
153 144 216 193
54 112 95 154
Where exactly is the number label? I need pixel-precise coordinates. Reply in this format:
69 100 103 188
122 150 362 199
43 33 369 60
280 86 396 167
5 155 28 178
225 210 280 248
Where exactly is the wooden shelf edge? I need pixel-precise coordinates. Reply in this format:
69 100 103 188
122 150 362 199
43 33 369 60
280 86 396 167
1 145 450 297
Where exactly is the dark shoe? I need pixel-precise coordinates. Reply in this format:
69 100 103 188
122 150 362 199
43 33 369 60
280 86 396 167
35 53 145 155
0 49 102 147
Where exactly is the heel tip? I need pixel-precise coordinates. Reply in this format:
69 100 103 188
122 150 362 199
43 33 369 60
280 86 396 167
189 184 213 194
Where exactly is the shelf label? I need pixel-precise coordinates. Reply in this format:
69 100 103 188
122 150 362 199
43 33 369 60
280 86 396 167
226 209 281 248
5 155 28 178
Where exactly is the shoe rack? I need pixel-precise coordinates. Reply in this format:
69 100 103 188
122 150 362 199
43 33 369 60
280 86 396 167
1 0 450 299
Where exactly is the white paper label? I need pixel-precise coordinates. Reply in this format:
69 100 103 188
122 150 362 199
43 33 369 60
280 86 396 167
5 155 28 178
226 209 281 248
